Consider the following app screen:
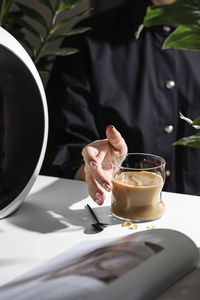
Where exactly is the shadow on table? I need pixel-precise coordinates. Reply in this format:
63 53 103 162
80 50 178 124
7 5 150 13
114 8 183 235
6 179 121 233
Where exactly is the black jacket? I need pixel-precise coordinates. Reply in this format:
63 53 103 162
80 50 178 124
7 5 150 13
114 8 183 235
42 0 200 195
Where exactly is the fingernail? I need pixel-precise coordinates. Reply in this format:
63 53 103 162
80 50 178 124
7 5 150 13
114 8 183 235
102 183 111 192
95 192 103 205
95 199 102 205
106 125 114 130
96 192 103 201
90 161 97 169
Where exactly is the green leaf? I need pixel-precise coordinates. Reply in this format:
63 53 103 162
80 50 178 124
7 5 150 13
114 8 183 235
143 0 200 27
3 10 23 33
57 0 85 13
4 0 14 16
179 112 193 125
38 0 53 13
193 117 200 128
135 24 144 39
52 8 92 32
52 17 76 32
179 112 200 129
33 48 37 57
40 47 79 57
15 2 47 29
49 26 91 42
15 19 43 41
163 24 200 50
19 37 35 54
0 0 15 26
173 133 200 148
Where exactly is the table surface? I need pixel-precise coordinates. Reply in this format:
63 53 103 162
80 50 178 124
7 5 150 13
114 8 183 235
1 175 200 286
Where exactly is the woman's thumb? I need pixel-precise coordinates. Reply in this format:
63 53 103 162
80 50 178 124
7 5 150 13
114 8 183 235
106 125 127 154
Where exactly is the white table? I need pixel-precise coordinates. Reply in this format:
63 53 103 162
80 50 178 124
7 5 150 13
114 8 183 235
0 175 200 287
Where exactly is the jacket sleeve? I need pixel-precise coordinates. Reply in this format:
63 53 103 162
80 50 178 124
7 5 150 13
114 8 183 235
41 34 100 179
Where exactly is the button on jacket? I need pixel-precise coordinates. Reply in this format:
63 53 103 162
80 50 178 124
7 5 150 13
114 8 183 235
42 0 200 196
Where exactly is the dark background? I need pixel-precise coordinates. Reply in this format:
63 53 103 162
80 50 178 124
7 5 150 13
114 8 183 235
15 0 126 84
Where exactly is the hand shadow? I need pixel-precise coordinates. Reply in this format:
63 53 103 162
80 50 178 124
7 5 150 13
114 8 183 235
6 178 121 233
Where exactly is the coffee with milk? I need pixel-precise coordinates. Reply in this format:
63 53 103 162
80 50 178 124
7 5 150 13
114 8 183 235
111 171 165 221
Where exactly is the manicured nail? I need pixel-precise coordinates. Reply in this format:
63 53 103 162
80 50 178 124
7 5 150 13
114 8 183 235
106 125 114 130
95 193 103 205
95 199 102 205
96 192 103 201
103 183 111 192
90 161 97 169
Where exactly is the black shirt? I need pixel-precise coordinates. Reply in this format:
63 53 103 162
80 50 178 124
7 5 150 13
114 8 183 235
41 0 200 195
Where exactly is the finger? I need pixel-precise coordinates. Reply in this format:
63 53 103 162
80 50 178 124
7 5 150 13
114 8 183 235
85 165 105 205
82 141 104 166
88 161 112 193
82 144 112 192
82 145 97 166
106 125 127 154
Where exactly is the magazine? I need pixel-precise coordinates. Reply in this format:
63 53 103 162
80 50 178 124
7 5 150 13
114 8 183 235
156 266 200 299
0 229 199 300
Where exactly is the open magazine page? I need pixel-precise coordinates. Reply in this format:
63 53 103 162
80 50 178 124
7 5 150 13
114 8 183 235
156 258 200 300
0 229 199 300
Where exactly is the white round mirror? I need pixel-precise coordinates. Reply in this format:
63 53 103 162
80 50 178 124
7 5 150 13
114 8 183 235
0 27 48 218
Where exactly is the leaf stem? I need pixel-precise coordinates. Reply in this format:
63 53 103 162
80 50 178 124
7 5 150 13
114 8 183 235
33 0 61 66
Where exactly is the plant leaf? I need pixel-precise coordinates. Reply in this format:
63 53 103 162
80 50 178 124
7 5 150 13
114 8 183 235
52 17 77 32
15 19 43 41
49 26 91 41
163 24 200 50
40 47 79 57
135 24 144 39
3 10 24 33
173 133 200 148
57 0 85 13
143 0 200 27
15 2 47 29
38 0 53 13
193 117 200 128
52 8 92 32
179 112 200 129
19 37 36 54
179 112 193 125
4 0 14 16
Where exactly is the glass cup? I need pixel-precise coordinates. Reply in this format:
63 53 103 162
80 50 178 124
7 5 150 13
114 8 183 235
111 153 166 222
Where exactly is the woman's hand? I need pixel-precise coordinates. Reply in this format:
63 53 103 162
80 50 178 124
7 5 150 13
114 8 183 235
82 125 127 205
